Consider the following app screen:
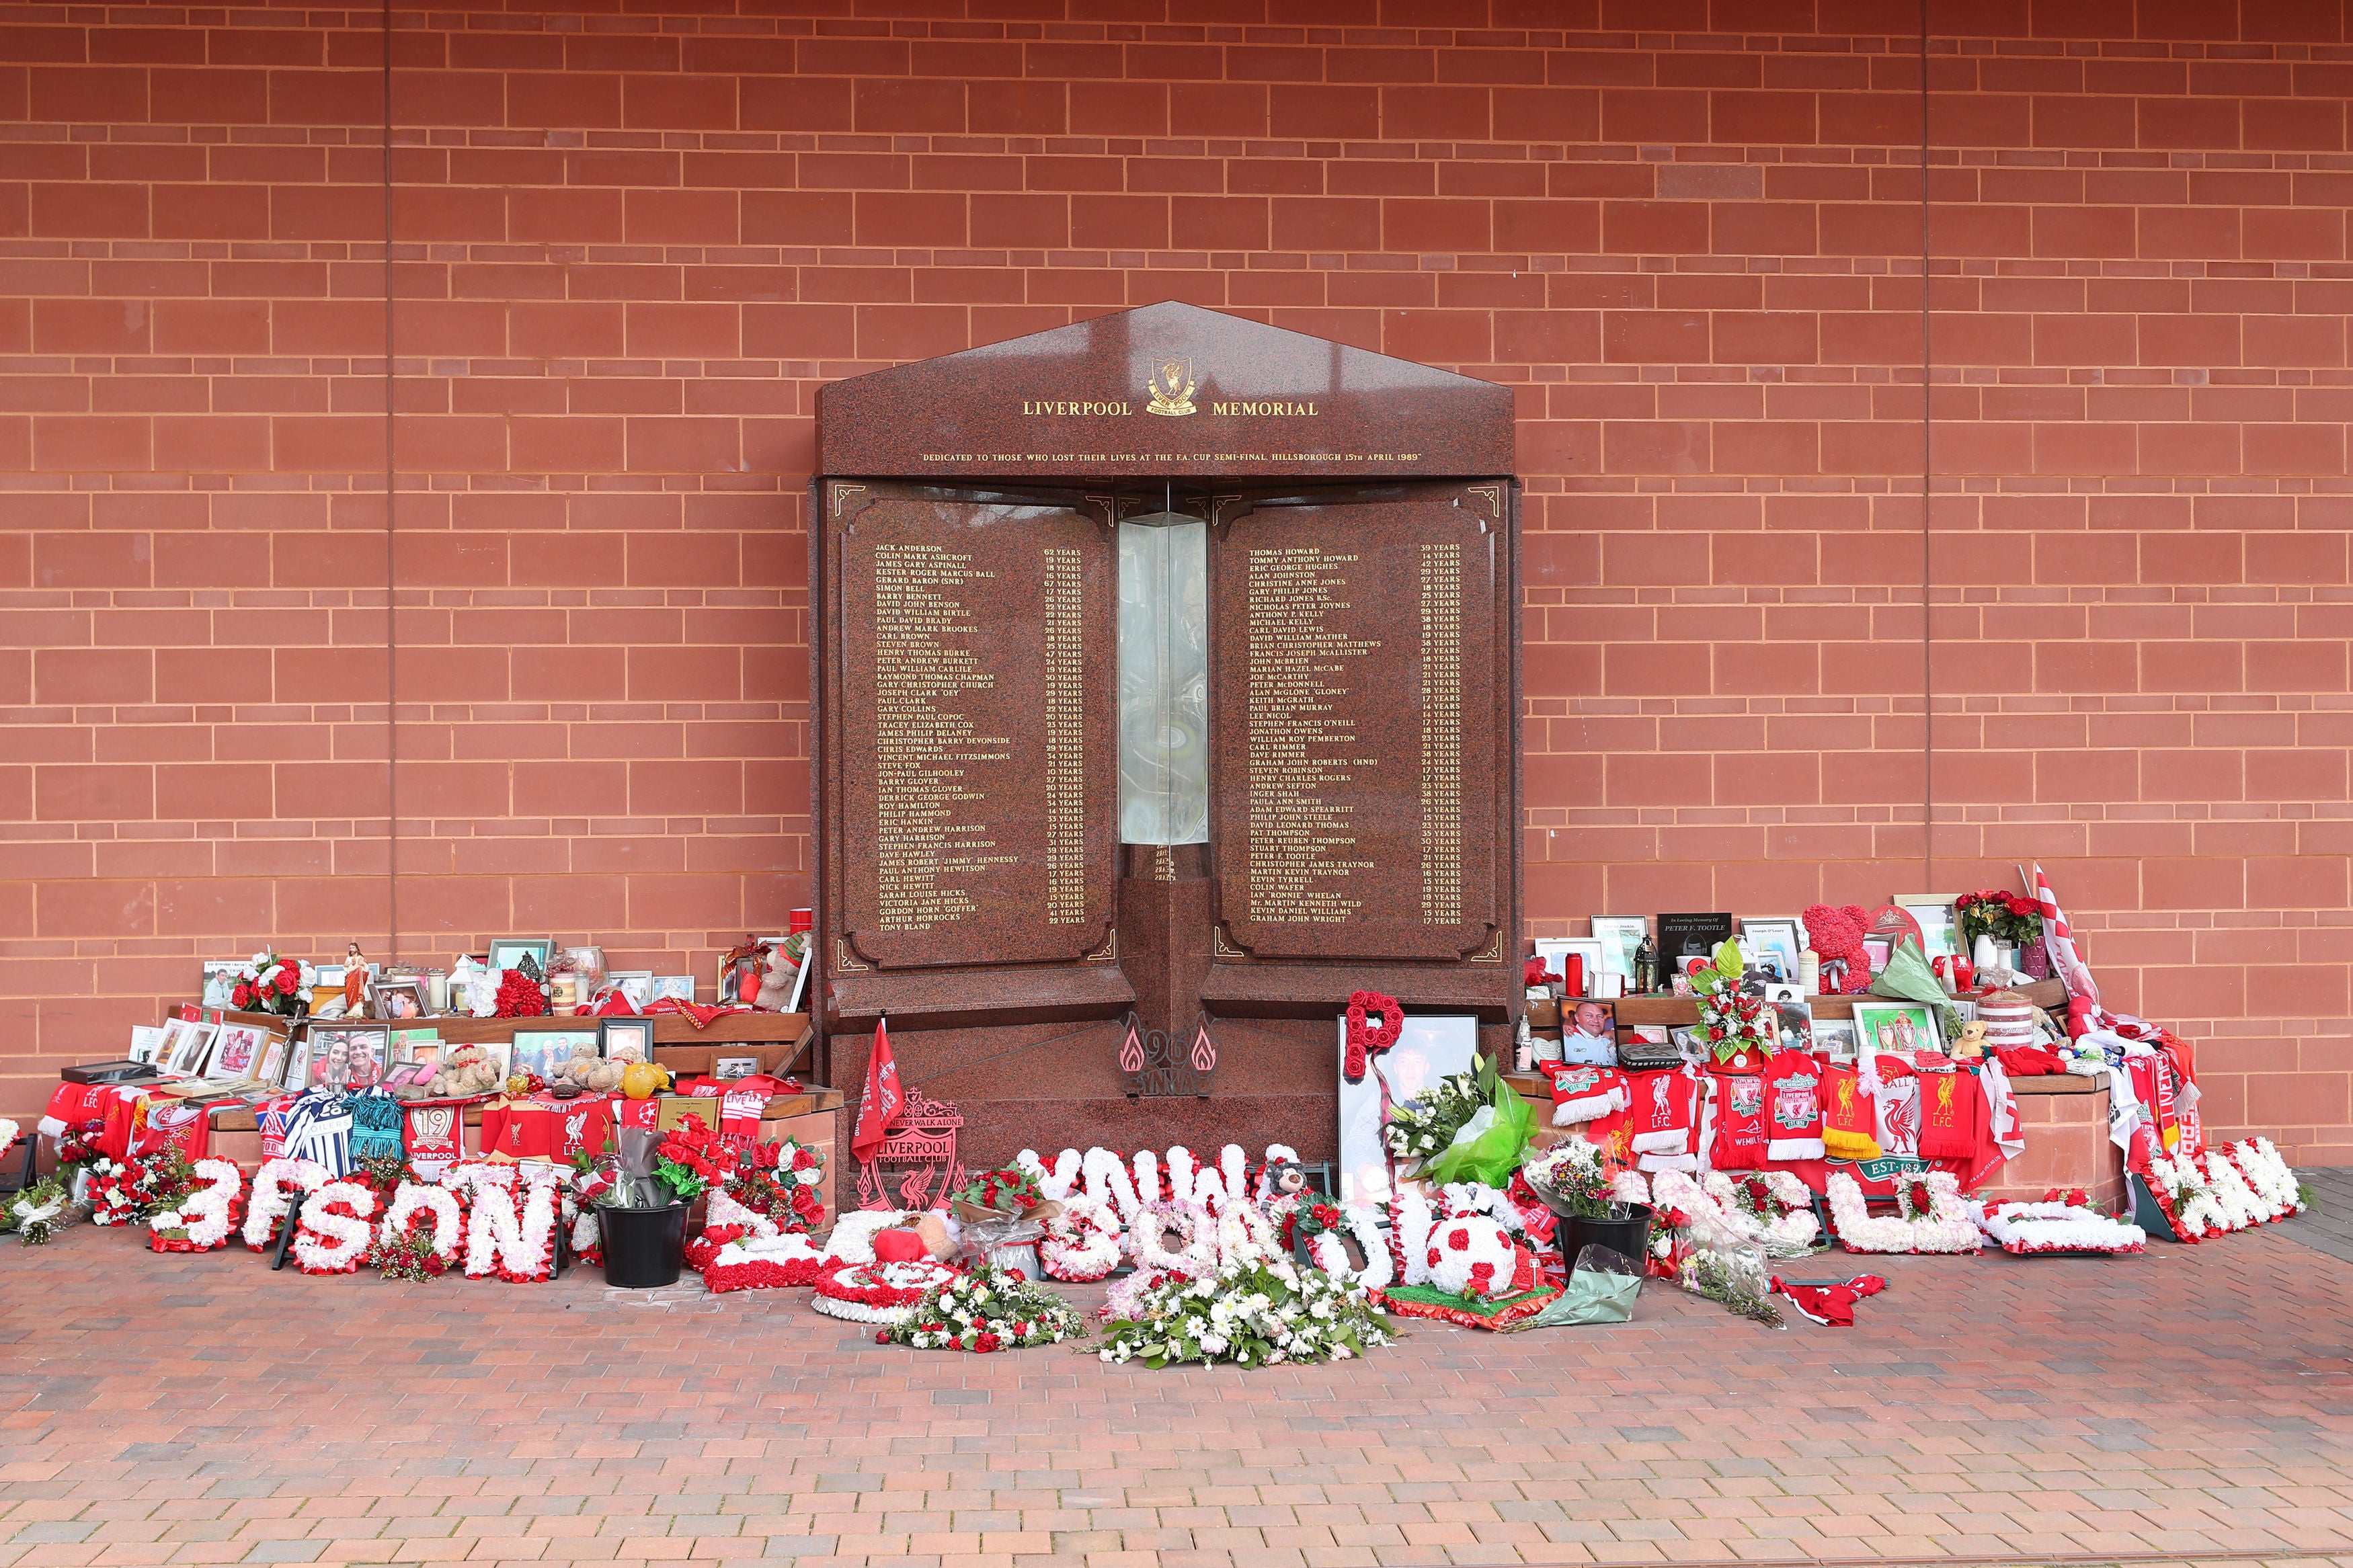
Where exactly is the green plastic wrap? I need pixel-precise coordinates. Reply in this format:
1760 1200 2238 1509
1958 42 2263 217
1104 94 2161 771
1420 1057 1533 1188
1874 936 1964 1042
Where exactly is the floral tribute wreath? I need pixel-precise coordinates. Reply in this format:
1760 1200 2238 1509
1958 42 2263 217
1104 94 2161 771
1343 990 1403 1084
243 1158 329 1251
1825 1170 1980 1254
1273 1196 1394 1290
2140 1140 2303 1243
1038 1195 1123 1282
371 1183 468 1278
292 1181 381 1275
1377 1201 1559 1329
879 1264 1088 1352
1649 1169 1821 1257
442 1162 562 1282
85 1155 141 1227
149 1160 245 1253
1099 1257 1393 1368
1970 1192 2145 1256
811 1259 961 1325
705 1233 826 1294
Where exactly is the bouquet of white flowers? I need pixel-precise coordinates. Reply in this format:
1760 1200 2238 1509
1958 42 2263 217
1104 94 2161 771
1099 1257 1392 1369
879 1266 1088 1353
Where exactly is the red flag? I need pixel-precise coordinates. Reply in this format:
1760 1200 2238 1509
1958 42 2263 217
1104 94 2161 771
852 1017 903 1162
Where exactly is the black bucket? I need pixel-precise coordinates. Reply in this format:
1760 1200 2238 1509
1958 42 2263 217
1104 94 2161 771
1556 1202 1654 1270
599 1202 689 1288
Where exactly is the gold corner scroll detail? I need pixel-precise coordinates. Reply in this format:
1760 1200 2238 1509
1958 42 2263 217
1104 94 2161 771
834 937 871 975
832 483 867 518
1086 927 1119 962
1212 924 1247 960
1468 485 1501 518
1466 930 1504 964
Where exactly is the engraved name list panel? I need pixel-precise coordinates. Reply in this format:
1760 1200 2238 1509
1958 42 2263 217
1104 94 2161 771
838 497 1117 970
1210 497 1499 962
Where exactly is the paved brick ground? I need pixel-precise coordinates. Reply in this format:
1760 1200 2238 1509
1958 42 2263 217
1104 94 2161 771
5 1213 2353 1568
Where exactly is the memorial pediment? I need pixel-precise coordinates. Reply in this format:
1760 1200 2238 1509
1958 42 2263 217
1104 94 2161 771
817 300 1514 480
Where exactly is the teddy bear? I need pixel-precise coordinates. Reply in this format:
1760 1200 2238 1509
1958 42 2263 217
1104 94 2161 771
426 1044 505 1098
553 1042 627 1094
1802 903 1872 995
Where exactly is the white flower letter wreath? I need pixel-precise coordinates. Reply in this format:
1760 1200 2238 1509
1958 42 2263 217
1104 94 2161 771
243 1157 327 1251
379 1182 467 1268
1038 1194 1122 1282
150 1159 245 1253
292 1181 380 1275
1825 1170 1979 1254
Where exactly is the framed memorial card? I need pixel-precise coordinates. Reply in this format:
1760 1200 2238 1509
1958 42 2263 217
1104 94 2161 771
279 1032 313 1090
1739 917 1804 986
1895 895 1962 961
1533 938 1603 997
1656 912 1733 973
489 938 552 977
128 1025 165 1065
255 1031 291 1088
1851 1001 1942 1059
166 1020 218 1076
1335 1012 1478 1207
650 975 696 1004
1590 917 1647 979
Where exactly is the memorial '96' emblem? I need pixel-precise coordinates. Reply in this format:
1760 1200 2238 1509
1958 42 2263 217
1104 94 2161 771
1146 355 1197 416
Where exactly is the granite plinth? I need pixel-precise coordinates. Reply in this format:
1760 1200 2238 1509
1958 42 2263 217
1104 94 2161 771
817 300 1514 481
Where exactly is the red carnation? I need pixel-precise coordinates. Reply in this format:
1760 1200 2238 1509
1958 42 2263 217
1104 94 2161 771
2007 896 2036 917
973 1332 1000 1353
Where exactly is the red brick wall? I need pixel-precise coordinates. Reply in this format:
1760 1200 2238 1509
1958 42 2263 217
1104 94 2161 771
4 1 2347 1160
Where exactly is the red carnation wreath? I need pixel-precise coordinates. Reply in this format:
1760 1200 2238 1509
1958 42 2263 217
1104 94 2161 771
1344 990 1404 1083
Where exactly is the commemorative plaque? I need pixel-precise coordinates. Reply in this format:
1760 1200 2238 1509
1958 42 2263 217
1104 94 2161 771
813 302 1521 1168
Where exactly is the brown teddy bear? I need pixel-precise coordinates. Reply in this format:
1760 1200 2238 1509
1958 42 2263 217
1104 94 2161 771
553 1042 627 1094
427 1044 506 1098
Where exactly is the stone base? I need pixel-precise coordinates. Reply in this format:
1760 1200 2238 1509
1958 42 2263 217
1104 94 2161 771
1979 1077 2124 1209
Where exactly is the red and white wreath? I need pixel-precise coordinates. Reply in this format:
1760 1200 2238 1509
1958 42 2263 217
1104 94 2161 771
292 1181 381 1274
705 1233 826 1294
378 1182 467 1269
1826 1170 1979 1254
1970 1194 2145 1255
442 1161 561 1282
149 1159 245 1253
1423 1214 1540 1301
1038 1195 1122 1282
243 1157 328 1251
810 1259 960 1324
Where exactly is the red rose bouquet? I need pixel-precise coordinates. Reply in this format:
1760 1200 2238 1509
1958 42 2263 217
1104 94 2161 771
227 949 311 1018
1955 889 2043 948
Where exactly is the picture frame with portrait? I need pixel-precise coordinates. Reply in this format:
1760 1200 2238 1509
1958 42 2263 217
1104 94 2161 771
255 1031 292 1087
278 1031 314 1090
163 1019 218 1076
1334 1012 1477 1206
1812 1019 1859 1062
305 1024 390 1089
713 1056 761 1080
368 975 430 1022
649 975 696 1004
598 1016 655 1064
1894 895 1962 961
513 1029 598 1079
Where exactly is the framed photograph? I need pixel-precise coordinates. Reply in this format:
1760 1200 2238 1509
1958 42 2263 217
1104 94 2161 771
713 1055 760 1080
305 1024 390 1089
598 1016 655 1064
128 1025 166 1065
1769 997 1814 1053
488 937 553 977
1557 997 1617 1065
278 1031 314 1091
609 971 655 1009
1895 895 1962 961
1335 1011 1478 1207
1813 1018 1859 1062
649 975 696 1004
784 944 811 1014
397 1040 444 1069
513 1029 598 1079
1738 917 1804 985
165 1020 218 1076
1862 935 1893 976
207 1021 272 1081
1851 1001 1942 1059
380 1062 435 1089
200 960 241 1009
368 975 429 1022
1532 938 1604 997
255 1031 291 1087
1589 916 1647 979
